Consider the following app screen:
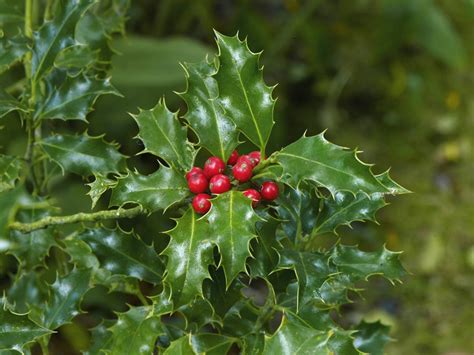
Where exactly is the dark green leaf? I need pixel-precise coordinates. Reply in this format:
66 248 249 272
190 333 235 355
79 227 164 284
0 307 52 352
242 333 265 355
275 133 390 195
178 298 220 331
0 0 24 27
162 208 213 307
0 34 29 74
0 155 23 192
181 60 238 161
0 91 28 119
214 32 275 153
87 174 117 209
376 170 411 194
163 336 194 354
205 191 262 286
83 320 114 355
31 0 95 81
330 244 407 283
62 237 100 269
353 321 392 355
54 44 99 70
109 304 170 355
7 271 48 314
9 209 57 269
39 134 126 176
132 99 194 172
313 191 386 236
248 218 281 278
39 268 92 329
110 167 189 213
35 73 119 121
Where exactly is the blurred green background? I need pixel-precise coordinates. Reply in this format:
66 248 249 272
108 1 474 353
2 0 473 353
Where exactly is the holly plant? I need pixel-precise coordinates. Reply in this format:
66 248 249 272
0 1 409 354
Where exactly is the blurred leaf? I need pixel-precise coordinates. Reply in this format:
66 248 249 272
214 32 275 153
0 155 23 192
353 321 391 355
275 133 389 195
0 307 52 352
0 0 24 27
132 99 194 172
110 166 189 212
54 44 99 70
35 73 119 121
39 134 126 176
0 91 28 119
79 227 164 284
0 34 28 74
180 60 238 162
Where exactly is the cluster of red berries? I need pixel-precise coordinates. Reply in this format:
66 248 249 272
186 150 279 214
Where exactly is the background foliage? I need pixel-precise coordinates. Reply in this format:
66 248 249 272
1 0 473 354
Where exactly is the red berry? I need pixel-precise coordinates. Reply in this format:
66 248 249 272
227 150 239 165
187 173 208 194
209 174 231 194
192 193 212 214
232 158 253 182
248 151 261 166
243 189 261 207
186 167 203 180
260 181 279 201
204 157 226 178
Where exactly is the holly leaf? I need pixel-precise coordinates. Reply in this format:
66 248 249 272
39 268 91 330
0 155 23 192
275 184 319 242
83 320 114 355
330 244 407 283
110 166 189 213
248 218 281 278
312 191 387 236
180 59 238 161
0 34 29 74
376 170 411 195
9 209 57 269
35 73 119 121
78 227 164 284
214 32 275 153
353 321 392 355
163 336 194 354
31 0 96 82
108 302 172 355
132 99 194 172
0 307 52 353
274 133 390 195
178 298 220 332
0 91 28 119
278 250 333 311
54 44 99 70
62 237 100 269
39 134 126 176
87 174 117 209
190 333 235 355
162 208 214 307
7 271 48 314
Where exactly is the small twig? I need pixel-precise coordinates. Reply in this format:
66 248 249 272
9 206 146 233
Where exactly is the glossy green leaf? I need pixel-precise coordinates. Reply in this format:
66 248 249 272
108 306 166 355
83 320 114 355
248 218 281 278
313 191 386 236
274 133 390 195
40 268 92 329
278 250 333 310
163 336 194 354
275 184 319 242
214 32 275 153
39 134 126 176
178 298 220 332
330 244 407 282
0 307 52 352
0 155 23 192
62 237 100 269
87 174 117 209
0 91 27 119
0 34 29 74
132 99 194 172
353 321 392 355
7 272 48 314
242 333 265 355
110 166 189 212
205 191 262 286
54 44 99 70
79 227 164 284
35 73 119 121
181 59 238 161
31 0 95 81
9 209 57 269
162 208 213 307
190 333 235 355
376 170 411 194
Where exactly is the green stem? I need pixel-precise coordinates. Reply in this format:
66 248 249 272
136 288 149 306
9 206 146 233
38 336 50 355
24 0 33 38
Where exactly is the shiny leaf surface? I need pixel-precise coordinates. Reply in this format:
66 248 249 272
0 34 28 74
